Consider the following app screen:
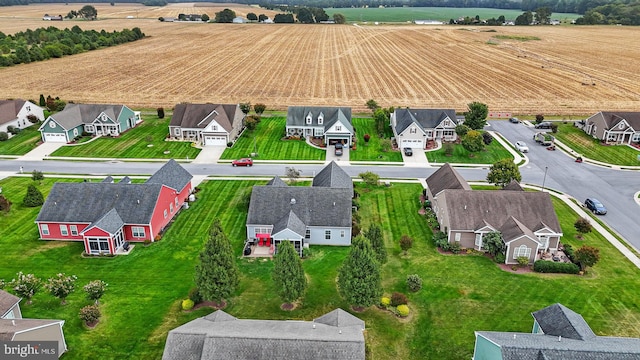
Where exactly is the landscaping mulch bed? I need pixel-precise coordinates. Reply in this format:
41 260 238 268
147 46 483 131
193 300 227 311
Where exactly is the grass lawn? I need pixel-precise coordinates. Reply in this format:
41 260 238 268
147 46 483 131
351 118 403 162
2 178 640 359
426 138 513 164
49 114 201 160
0 126 41 155
554 124 640 166
220 117 326 161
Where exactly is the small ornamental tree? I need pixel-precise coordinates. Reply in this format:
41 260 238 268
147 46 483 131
455 124 470 137
285 167 301 184
574 217 592 239
364 224 387 264
399 234 413 255
194 219 239 304
461 130 485 154
239 102 251 115
23 184 44 207
359 171 380 186
482 231 504 257
31 170 44 181
79 305 101 325
84 280 107 304
574 245 600 272
365 99 379 112
27 114 40 124
535 114 544 124
253 103 266 114
482 132 494 145
337 236 383 309
9 272 41 304
44 273 77 304
0 132 7 141
443 142 454 156
487 159 522 188
363 134 371 143
157 107 165 119
0 194 11 213
380 138 391 152
39 94 46 107
463 101 489 130
407 274 422 292
272 241 307 305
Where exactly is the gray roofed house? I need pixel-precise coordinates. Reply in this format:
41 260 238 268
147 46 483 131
162 309 365 360
38 103 140 143
0 99 44 133
0 318 67 358
390 108 460 149
503 179 524 191
286 106 354 146
582 111 640 145
473 303 640 360
168 103 245 146
0 290 21 319
246 162 353 256
426 163 562 264
266 176 288 187
35 160 193 255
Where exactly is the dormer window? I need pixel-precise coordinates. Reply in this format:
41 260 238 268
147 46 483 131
306 112 313 125
318 112 324 125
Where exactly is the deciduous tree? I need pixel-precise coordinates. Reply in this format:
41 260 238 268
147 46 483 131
84 280 107 304
253 103 266 114
359 171 379 186
463 102 489 130
258 14 268 22
272 241 307 305
333 13 346 24
461 130 485 154
44 273 77 304
487 159 521 188
9 272 41 304
482 231 504 257
337 236 382 308
214 8 236 23
574 217 592 238
574 245 600 272
79 5 98 20
399 234 413 255
247 12 258 22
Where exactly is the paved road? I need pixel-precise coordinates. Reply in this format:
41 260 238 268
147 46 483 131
489 120 640 250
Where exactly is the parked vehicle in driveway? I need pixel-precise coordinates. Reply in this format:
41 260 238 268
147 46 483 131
515 141 529 153
403 147 413 156
509 117 519 123
335 143 343 156
534 132 554 146
232 158 253 166
535 121 552 129
584 198 607 215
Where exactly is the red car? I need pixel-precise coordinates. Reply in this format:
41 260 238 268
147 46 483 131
232 158 253 167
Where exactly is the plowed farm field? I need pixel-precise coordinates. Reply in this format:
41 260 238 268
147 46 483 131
1 4 639 114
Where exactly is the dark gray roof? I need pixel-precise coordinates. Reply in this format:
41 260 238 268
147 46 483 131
120 176 132 184
273 210 307 237
312 161 353 191
499 216 537 243
162 309 365 360
503 180 524 191
84 208 125 235
286 106 353 133
532 303 596 341
314 309 365 330
425 163 471 197
266 176 288 187
0 99 26 124
102 176 114 183
393 108 457 134
170 103 241 132
442 189 562 235
46 103 125 130
146 159 193 192
0 319 64 342
598 111 640 130
0 290 20 318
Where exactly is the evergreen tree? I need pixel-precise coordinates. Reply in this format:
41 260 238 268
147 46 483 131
364 224 387 264
194 219 239 303
272 241 307 304
337 236 382 308
23 184 44 207
39 94 46 107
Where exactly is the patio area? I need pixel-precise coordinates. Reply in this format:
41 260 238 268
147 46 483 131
537 249 571 263
243 241 274 258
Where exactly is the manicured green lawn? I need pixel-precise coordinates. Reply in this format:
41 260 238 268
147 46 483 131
0 126 41 155
220 117 326 161
426 138 513 164
50 115 201 160
2 178 639 360
351 118 403 162
554 124 640 166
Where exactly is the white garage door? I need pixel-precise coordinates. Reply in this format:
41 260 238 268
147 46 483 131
204 136 226 146
44 133 67 143
401 139 423 148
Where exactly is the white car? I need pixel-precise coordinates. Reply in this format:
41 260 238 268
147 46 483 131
515 141 529 153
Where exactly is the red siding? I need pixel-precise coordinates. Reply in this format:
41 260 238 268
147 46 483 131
82 227 110 237
37 222 89 241
149 184 189 241
123 224 152 242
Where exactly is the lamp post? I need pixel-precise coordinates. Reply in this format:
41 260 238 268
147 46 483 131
541 166 548 192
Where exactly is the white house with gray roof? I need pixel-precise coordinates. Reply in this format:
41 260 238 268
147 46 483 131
0 99 44 133
246 161 353 256
38 103 141 143
169 103 245 146
473 303 640 360
162 308 365 360
286 106 354 146
390 108 460 149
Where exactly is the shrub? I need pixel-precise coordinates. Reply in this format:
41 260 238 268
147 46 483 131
181 299 194 310
31 170 44 181
450 242 461 254
79 305 101 324
0 194 11 213
390 292 408 307
27 114 39 123
380 296 391 308
399 234 413 255
359 171 380 186
482 131 493 145
517 256 529 266
226 141 233 147
9 272 41 304
0 132 8 141
157 107 165 119
443 142 454 156
535 114 544 124
44 273 77 304
407 274 422 292
533 260 580 274
254 103 266 114
188 287 203 304
433 232 449 248
494 253 506 263
363 134 370 143
550 123 558 133
84 280 108 304
574 217 592 237
563 244 575 262
397 304 410 317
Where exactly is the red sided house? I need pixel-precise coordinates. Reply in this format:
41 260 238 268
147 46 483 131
35 160 193 255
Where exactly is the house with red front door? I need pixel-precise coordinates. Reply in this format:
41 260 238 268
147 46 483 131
35 160 193 255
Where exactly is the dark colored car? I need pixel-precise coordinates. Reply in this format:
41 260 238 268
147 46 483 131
584 198 607 215
509 117 519 123
535 121 552 129
335 143 343 156
232 158 253 166
403 147 413 156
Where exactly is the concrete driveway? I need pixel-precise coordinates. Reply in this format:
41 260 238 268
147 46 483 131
18 142 65 161
192 146 226 164
326 144 349 163
403 148 430 167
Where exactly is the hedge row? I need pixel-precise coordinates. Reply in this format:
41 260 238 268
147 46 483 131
533 260 580 274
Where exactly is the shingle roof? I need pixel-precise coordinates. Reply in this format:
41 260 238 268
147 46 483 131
102 176 114 183
0 319 63 341
84 208 125 235
312 161 353 191
393 108 457 134
45 103 125 130
266 176 288 187
286 106 353 133
532 303 596 341
0 99 26 124
146 159 193 192
162 309 365 360
170 103 241 132
425 163 471 197
120 176 131 184
499 216 538 244
314 309 365 330
0 290 20 318
273 210 307 237
598 111 640 130
503 180 524 191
